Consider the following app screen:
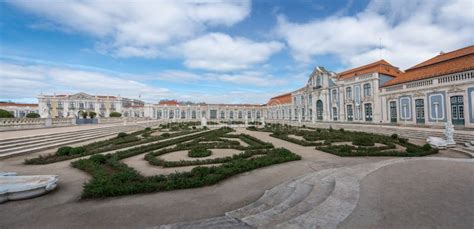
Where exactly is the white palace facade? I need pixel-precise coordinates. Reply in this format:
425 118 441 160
35 45 474 128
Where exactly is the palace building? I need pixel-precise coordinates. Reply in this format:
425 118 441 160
267 45 474 128
34 45 474 128
0 102 39 118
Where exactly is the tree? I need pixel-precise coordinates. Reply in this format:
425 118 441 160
0 109 14 118
81 111 88 119
26 113 40 118
89 111 97 119
109 112 122 117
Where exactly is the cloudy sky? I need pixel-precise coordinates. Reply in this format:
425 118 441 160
1 0 473 104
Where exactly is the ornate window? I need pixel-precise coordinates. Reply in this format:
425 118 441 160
363 83 371 97
346 87 352 99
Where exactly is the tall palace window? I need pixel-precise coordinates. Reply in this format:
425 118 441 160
346 87 352 99
363 83 371 97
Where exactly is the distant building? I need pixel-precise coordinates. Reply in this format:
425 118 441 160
37 92 144 118
0 102 39 118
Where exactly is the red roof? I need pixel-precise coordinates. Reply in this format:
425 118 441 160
384 45 474 87
159 100 178 105
267 92 292 105
337 60 402 79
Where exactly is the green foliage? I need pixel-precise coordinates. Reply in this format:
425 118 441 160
24 129 199 164
161 133 171 138
89 111 97 118
55 146 85 156
109 112 122 117
352 136 375 146
188 146 212 157
145 127 151 131
26 113 40 118
72 147 300 198
391 134 399 139
117 132 128 138
81 111 88 119
0 109 14 118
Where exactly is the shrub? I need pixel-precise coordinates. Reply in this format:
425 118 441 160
56 146 73 156
26 113 40 118
421 144 432 151
70 147 85 155
329 126 334 132
142 132 151 138
339 128 345 132
161 133 171 138
188 146 212 157
391 134 399 139
90 154 107 164
109 112 122 117
117 132 127 138
145 127 151 131
81 111 88 119
352 136 375 146
399 138 409 144
89 112 97 119
192 126 196 130
0 109 14 118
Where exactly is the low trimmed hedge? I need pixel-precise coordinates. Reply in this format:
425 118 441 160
72 147 300 198
188 146 212 157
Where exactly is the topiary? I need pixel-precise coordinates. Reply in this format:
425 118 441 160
109 112 122 117
88 111 97 119
117 132 127 138
352 136 375 146
145 127 151 131
161 133 171 138
70 147 85 155
391 134 399 139
0 109 14 118
56 146 73 156
90 154 107 164
188 146 212 157
26 113 40 118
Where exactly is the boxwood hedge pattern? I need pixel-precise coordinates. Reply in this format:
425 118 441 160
250 124 438 157
24 127 201 165
71 127 300 198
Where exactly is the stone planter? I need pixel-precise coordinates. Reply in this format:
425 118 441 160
0 174 58 203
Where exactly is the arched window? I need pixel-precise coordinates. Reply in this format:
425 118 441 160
332 89 338 102
229 111 234 119
316 100 323 120
363 83 371 97
346 87 352 99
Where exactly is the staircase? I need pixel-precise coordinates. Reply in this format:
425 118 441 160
0 121 161 159
159 159 415 229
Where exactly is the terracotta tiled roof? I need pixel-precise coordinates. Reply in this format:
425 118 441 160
267 92 292 105
0 102 38 107
384 45 474 87
337 60 402 79
159 100 179 105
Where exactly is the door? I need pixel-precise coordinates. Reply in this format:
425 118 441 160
451 96 465 125
390 101 397 123
364 103 373 122
332 107 338 121
347 105 353 121
415 99 425 124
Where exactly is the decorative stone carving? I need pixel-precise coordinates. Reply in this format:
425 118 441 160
444 121 456 147
261 116 265 127
426 121 456 149
0 173 58 203
426 137 448 149
201 117 207 127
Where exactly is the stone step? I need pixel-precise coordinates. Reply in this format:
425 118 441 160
0 128 141 158
241 180 314 227
452 148 474 158
157 216 252 229
258 170 337 228
0 126 135 149
0 125 136 145
0 126 139 154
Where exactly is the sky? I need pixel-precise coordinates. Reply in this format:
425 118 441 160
0 0 473 104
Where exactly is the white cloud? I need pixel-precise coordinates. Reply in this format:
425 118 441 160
0 62 169 102
179 33 284 71
9 0 251 58
155 69 289 87
276 0 474 69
